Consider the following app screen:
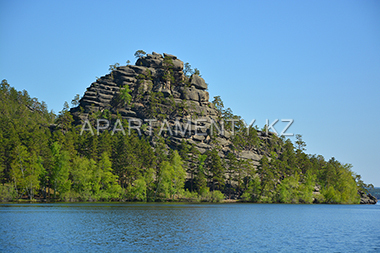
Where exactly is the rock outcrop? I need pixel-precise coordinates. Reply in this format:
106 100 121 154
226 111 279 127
358 190 378 204
70 52 269 166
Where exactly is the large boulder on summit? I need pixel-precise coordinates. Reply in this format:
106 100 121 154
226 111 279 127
136 52 184 71
136 53 163 68
190 74 207 90
163 53 177 59
163 53 184 71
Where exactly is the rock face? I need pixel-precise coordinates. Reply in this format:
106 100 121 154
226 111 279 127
190 75 207 90
358 190 378 204
70 52 266 166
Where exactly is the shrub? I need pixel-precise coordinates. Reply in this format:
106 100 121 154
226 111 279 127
181 189 200 202
211 190 225 203
0 184 17 202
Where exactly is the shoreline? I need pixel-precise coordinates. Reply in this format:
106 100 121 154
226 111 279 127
1 199 378 205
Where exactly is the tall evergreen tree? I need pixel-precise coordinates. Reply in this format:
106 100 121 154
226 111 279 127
206 149 225 191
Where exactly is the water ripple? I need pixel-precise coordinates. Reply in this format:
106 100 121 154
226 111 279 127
0 203 379 252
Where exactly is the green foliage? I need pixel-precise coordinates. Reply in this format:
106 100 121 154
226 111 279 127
321 163 359 204
181 189 201 202
70 155 95 200
295 134 306 151
0 80 368 204
206 149 225 191
11 145 43 200
144 89 186 118
257 155 275 200
322 186 340 204
163 56 174 69
232 125 260 152
119 84 132 106
0 184 17 202
68 152 121 201
156 161 172 199
194 154 208 194
56 101 74 132
355 174 374 193
184 62 193 77
241 176 261 202
298 171 315 203
108 63 120 80
183 62 201 77
71 94 81 107
97 152 122 200
127 177 147 201
50 142 71 200
156 151 186 200
162 56 175 83
275 173 300 203
134 50 146 59
171 151 186 196
109 63 120 72
199 188 224 202
212 96 224 116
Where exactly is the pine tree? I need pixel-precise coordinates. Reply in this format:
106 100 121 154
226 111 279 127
206 149 225 191
194 154 208 194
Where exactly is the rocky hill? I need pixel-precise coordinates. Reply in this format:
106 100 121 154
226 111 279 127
0 53 371 204
71 52 269 167
68 52 374 204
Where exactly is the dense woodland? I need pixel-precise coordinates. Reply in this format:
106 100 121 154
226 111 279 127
0 79 374 204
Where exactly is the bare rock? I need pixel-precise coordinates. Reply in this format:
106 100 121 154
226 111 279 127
359 190 378 204
239 151 261 161
190 74 207 90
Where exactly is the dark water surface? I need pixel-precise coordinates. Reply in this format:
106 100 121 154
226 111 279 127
1 203 379 252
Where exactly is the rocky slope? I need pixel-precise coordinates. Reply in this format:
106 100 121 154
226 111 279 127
71 52 269 167
358 190 378 204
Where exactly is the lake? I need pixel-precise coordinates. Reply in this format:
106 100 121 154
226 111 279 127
1 203 379 252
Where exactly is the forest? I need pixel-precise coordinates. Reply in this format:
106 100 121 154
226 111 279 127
0 79 373 204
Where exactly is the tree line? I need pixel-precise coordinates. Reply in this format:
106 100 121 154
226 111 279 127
0 79 373 203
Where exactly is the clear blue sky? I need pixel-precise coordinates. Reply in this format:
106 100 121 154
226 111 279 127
1 0 379 185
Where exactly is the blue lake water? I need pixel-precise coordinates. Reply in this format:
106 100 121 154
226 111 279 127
1 203 379 252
